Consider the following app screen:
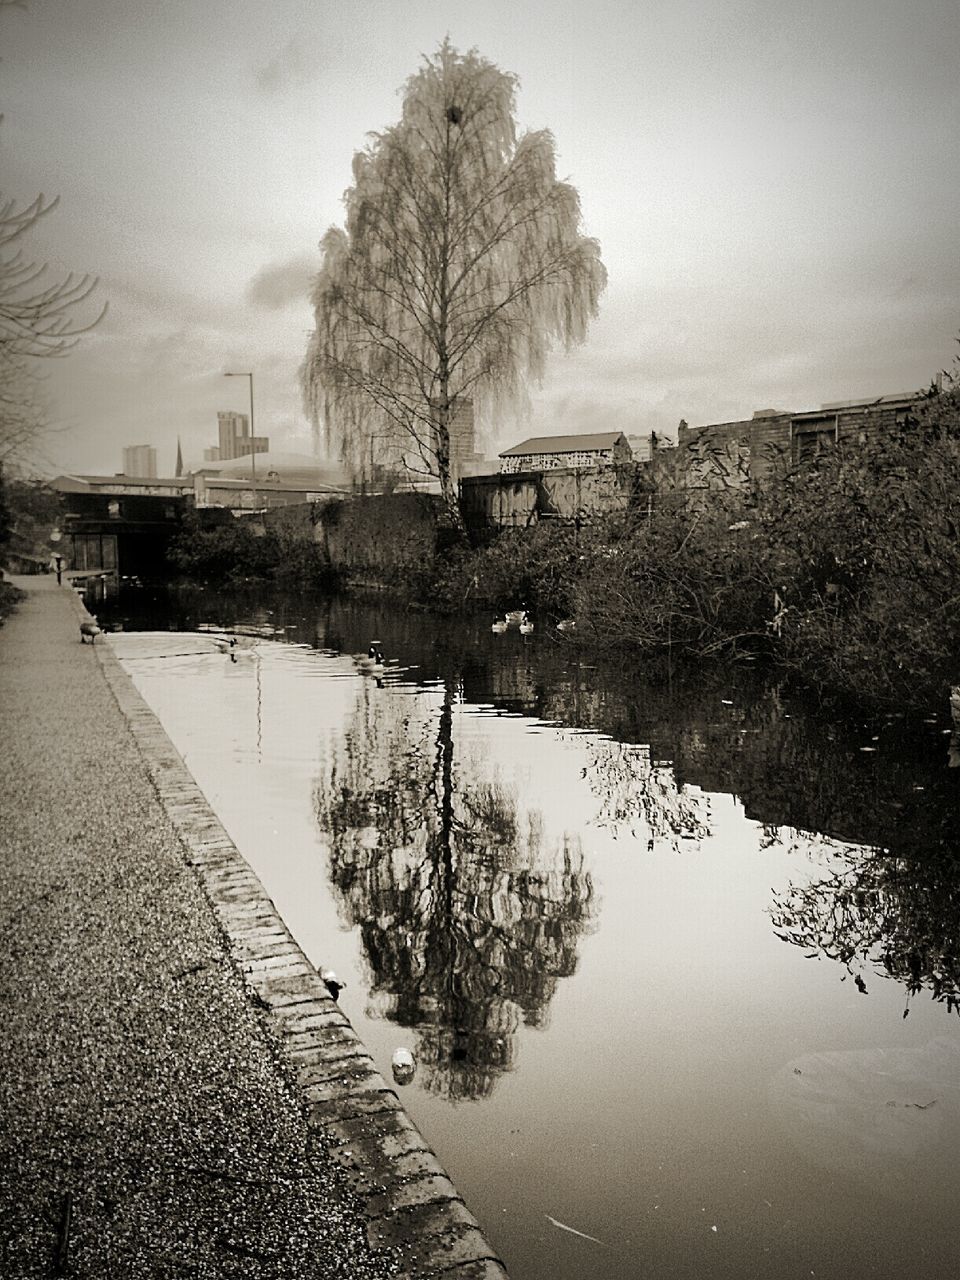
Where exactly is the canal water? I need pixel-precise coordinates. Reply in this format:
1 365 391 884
101 586 960 1280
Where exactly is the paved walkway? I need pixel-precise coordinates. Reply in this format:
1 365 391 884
0 578 506 1279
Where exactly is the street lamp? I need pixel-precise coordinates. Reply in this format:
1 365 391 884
224 371 257 504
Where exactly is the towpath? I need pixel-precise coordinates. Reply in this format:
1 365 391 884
0 576 506 1280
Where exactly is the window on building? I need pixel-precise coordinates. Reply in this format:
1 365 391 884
792 419 836 464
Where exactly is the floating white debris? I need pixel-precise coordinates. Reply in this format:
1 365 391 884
391 1047 416 1085
545 1215 603 1245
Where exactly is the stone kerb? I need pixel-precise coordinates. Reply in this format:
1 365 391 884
82 600 507 1279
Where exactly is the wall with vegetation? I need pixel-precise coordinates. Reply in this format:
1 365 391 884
313 493 444 582
461 463 646 532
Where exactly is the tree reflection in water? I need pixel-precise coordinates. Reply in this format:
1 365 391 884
770 847 960 1015
314 679 596 1100
568 735 712 848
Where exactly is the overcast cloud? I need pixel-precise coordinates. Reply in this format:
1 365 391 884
246 253 317 311
2 0 958 476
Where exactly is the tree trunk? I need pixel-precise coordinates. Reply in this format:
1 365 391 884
433 399 468 541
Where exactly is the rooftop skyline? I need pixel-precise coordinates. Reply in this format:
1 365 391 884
4 0 958 477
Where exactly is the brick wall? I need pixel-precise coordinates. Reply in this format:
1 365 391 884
461 464 644 531
262 495 443 575
318 494 442 573
676 396 921 486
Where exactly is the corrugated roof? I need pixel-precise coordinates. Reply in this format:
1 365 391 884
818 392 919 411
499 432 627 457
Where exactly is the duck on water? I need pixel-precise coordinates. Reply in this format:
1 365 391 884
213 635 258 655
356 642 385 677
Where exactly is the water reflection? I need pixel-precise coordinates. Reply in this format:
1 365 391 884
771 848 960 1015
107 591 960 1278
104 585 960 1023
314 677 597 1100
572 736 712 849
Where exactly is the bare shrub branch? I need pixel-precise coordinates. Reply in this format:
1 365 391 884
0 193 107 361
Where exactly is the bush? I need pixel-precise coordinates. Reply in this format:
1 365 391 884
167 513 332 587
0 476 62 568
751 382 960 710
571 497 773 656
568 362 960 712
427 522 581 615
0 579 25 621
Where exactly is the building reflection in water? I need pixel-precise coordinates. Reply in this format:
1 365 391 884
314 678 597 1100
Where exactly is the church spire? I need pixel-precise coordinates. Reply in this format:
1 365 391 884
175 436 184 477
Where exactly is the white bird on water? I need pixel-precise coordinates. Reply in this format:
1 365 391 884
319 967 345 1001
391 1047 416 1084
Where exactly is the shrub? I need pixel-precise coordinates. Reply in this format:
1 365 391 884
752 387 960 710
168 513 332 587
427 522 581 615
0 579 25 621
571 497 773 656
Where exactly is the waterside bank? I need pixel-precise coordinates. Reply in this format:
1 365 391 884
0 576 507 1279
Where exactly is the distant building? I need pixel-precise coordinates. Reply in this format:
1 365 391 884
626 431 673 463
50 474 189 581
499 431 633 474
215 410 269 461
122 444 157 478
447 399 482 480
54 474 192 499
191 450 350 512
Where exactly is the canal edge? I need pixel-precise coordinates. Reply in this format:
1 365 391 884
80 604 509 1280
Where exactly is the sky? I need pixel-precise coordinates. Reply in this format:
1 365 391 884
3 0 959 477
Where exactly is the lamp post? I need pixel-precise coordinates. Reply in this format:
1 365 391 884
224 371 257 506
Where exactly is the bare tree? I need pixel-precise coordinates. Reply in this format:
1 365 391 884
0 194 106 469
314 675 596 1100
0 0 106 466
301 40 607 532
0 193 106 362
0 356 48 467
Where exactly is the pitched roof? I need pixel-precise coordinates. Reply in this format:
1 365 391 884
499 432 628 457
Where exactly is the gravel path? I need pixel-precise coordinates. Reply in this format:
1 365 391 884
0 576 401 1279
